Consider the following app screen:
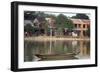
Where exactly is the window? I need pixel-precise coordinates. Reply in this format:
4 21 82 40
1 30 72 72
83 24 85 28
75 24 77 28
78 24 81 28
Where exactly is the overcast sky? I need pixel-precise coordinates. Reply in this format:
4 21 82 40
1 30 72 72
44 11 90 18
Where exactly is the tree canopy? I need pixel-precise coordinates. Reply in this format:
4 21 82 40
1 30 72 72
71 13 89 19
56 14 74 30
24 12 74 30
24 24 34 33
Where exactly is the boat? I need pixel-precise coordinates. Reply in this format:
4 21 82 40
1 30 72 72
34 53 77 60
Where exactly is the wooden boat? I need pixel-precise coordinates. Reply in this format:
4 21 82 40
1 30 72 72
34 53 77 60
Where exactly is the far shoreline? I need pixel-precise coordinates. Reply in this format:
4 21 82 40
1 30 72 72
24 36 90 41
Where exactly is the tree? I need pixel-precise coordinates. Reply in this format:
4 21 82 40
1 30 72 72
56 14 74 29
24 11 37 20
24 24 34 33
71 13 89 19
56 14 74 36
64 19 74 30
86 27 90 37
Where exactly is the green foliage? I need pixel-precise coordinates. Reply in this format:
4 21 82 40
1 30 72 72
24 24 34 33
72 13 89 19
86 27 90 37
56 14 74 30
66 19 74 30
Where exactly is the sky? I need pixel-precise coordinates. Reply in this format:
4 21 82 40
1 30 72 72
25 11 90 18
44 11 90 18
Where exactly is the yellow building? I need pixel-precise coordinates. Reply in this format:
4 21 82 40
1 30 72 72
71 19 90 37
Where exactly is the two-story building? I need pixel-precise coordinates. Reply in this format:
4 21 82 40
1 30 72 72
71 19 90 37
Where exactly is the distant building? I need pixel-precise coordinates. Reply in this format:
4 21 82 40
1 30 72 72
33 16 45 29
45 17 56 28
45 17 56 36
71 19 90 37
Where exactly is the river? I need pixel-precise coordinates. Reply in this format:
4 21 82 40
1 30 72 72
24 40 90 62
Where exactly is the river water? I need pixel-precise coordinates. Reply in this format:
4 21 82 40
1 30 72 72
24 40 90 62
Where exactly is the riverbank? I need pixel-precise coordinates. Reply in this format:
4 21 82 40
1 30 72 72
24 36 90 41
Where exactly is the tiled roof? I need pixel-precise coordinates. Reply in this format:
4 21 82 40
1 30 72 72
71 19 90 24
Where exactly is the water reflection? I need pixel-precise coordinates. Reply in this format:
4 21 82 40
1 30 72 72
24 40 90 62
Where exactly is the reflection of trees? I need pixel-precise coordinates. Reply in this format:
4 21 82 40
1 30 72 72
24 40 90 61
52 41 79 54
24 41 34 61
53 41 65 54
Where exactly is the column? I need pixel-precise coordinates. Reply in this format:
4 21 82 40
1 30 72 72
80 24 84 37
